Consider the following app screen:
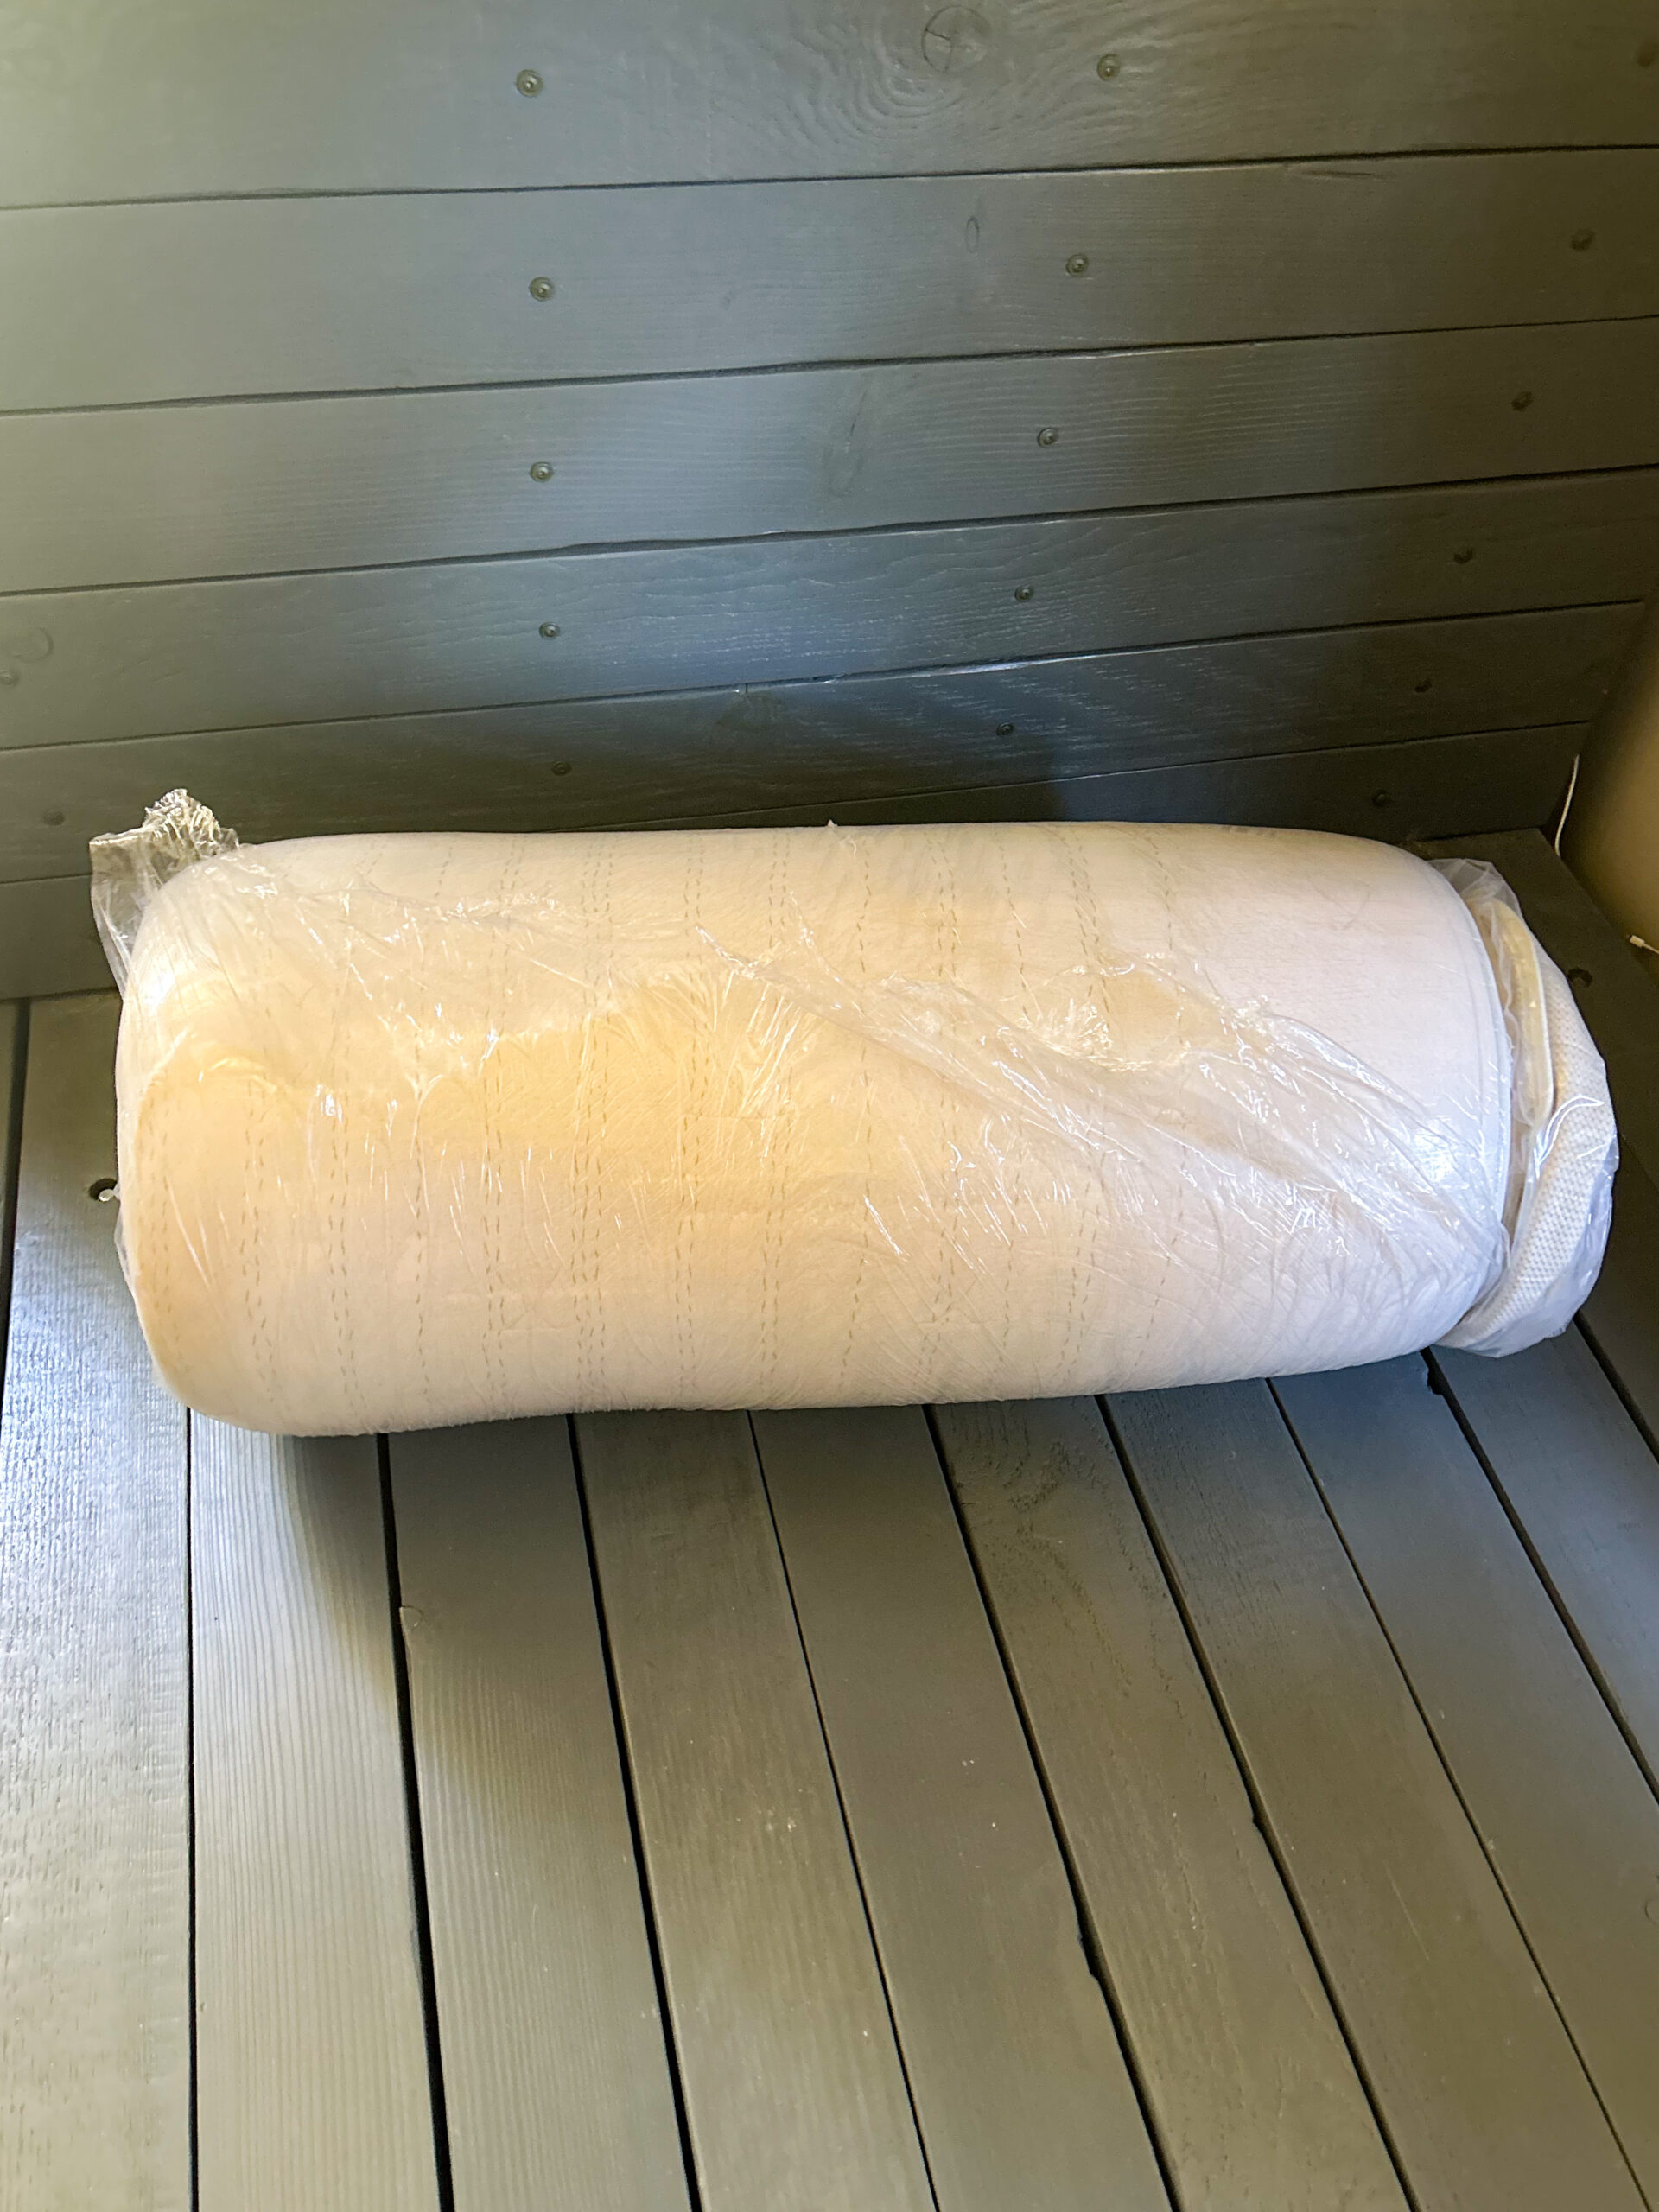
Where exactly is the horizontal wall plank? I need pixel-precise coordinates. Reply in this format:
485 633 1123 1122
0 725 1580 1002
6 321 1658 593
8 154 1659 410
0 604 1630 854
3 1 1656 206
3 472 1654 752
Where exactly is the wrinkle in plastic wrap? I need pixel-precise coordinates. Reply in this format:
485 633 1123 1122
91 792 1616 1435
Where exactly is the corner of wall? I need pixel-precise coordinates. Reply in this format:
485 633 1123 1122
1565 590 1659 976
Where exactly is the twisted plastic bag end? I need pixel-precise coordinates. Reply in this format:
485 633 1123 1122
90 790 240 994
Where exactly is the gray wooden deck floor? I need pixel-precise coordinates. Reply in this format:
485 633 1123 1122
4 830 1659 2212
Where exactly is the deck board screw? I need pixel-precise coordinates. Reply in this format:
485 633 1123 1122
550 760 574 775
1511 390 1534 410
516 68 543 95
1096 53 1120 77
1065 254 1089 275
1570 228 1596 251
996 721 1015 736
529 461 554 482
1037 426 1059 447
1414 677 1433 693
0 669 16 687
529 276 555 300
1452 545 1476 563
1014 584 1034 601
1371 791 1390 807
538 621 561 638
41 807 64 825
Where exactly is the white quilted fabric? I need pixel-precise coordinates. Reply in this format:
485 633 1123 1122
99 808 1612 1435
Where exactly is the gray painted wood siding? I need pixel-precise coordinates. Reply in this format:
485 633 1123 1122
3 473 1653 753
8 154 1659 409
10 321 1659 594
3 0 1655 205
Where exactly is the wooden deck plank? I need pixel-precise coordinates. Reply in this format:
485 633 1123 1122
573 1410 934 2212
9 154 1659 410
6 470 1653 758
4 0 1655 207
388 1420 690 2212
933 1397 1405 2212
1432 1331 1659 1789
1277 1357 1659 2193
9 321 1659 594
0 994 190 2210
1109 1381 1643 2212
191 1423 439 2212
753 1405 1169 2212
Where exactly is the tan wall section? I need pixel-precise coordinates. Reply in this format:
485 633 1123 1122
1568 596 1659 969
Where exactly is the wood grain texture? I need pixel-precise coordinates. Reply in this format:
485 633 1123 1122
752 1406 1170 2212
8 321 1659 594
0 993 189 2210
932 1397 1405 2212
8 154 1659 409
191 1421 439 2212
573 1410 934 2212
1432 1330 1659 1790
0 592 1633 823
3 470 1654 753
0 725 1586 1004
1277 1357 1659 2195
1110 1381 1643 2212
388 1421 690 2212
3 0 1656 205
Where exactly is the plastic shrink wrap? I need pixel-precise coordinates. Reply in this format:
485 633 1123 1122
91 793 1616 1436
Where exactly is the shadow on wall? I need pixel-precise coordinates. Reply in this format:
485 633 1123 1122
1568 591 1659 969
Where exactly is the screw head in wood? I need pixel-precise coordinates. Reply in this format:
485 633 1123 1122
1511 390 1534 410
1371 791 1390 807
1452 545 1476 563
0 668 16 687
41 807 64 825
1096 52 1119 77
529 461 555 482
1014 585 1034 601
1037 426 1059 447
996 722 1015 736
1065 254 1089 275
1414 677 1433 693
88 1177 118 1203
1570 228 1596 251
529 276 556 300
516 67 543 95
550 760 574 776
538 621 561 638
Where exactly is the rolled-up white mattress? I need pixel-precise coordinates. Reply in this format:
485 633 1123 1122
94 799 1615 1435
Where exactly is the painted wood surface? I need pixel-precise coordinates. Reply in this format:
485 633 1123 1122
753 1406 1170 2212
1111 1381 1643 2212
1433 1332 1659 1791
0 596 1631 837
3 471 1653 753
191 1422 439 2212
389 1420 690 2212
9 320 1659 594
0 726 1585 1005
8 154 1659 410
1278 1357 1659 2197
0 994 190 2210
573 1410 934 2212
3 0 1656 206
934 1397 1405 2212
